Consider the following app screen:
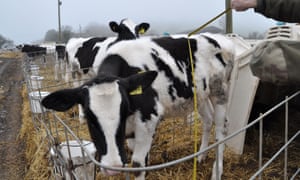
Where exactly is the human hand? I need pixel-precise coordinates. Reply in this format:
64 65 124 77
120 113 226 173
231 0 257 11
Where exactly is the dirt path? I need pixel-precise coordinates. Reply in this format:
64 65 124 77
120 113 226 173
0 58 25 179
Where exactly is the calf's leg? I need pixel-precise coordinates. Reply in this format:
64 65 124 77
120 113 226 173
198 100 214 163
211 103 226 180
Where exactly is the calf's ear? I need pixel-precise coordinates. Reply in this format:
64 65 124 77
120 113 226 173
109 21 120 33
123 71 158 95
42 88 84 111
136 23 150 35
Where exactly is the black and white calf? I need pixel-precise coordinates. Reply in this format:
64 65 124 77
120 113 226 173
65 18 150 123
19 44 47 57
65 18 150 84
42 33 235 180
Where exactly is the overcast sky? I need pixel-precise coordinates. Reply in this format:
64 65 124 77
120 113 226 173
1 0 277 44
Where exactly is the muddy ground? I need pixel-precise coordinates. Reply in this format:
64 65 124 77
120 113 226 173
0 57 25 179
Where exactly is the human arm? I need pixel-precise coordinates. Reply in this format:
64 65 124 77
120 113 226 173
255 0 300 22
231 0 300 23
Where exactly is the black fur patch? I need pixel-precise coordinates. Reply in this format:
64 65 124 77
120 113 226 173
202 35 221 48
216 53 226 67
75 37 107 74
150 49 193 101
151 37 198 101
85 108 108 159
202 78 207 91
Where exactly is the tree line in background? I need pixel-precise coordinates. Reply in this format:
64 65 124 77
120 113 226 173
44 23 123 44
43 17 264 43
0 22 265 49
44 23 265 44
0 34 14 49
43 22 160 44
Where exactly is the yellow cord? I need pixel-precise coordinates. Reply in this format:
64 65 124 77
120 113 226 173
188 8 232 37
187 38 200 180
187 8 231 180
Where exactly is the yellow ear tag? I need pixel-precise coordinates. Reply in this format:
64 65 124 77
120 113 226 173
139 28 145 34
129 71 145 95
130 85 142 95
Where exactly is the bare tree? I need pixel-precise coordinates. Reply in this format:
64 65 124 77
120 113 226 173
44 29 58 42
44 26 75 43
82 22 114 37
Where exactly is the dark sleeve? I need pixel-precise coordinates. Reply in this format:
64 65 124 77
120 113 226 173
255 0 300 23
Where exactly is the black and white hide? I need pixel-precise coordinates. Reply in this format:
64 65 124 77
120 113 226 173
65 18 150 123
42 33 235 180
65 18 150 84
20 44 47 57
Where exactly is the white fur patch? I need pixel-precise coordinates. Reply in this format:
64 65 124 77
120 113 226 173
88 81 123 167
94 82 118 96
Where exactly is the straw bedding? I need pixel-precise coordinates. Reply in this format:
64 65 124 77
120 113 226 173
0 51 23 59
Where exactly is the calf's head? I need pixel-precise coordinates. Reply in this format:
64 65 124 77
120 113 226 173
42 71 157 175
109 18 150 40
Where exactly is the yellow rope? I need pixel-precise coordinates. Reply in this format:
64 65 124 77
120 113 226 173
188 8 232 37
187 8 231 180
187 38 200 180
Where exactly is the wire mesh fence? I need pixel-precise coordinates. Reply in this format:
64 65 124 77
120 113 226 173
22 52 95 179
21 51 201 179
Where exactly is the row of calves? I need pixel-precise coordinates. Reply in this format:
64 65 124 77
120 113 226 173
31 19 236 180
18 44 66 58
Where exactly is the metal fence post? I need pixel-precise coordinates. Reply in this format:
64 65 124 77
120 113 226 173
259 113 263 180
284 96 289 180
